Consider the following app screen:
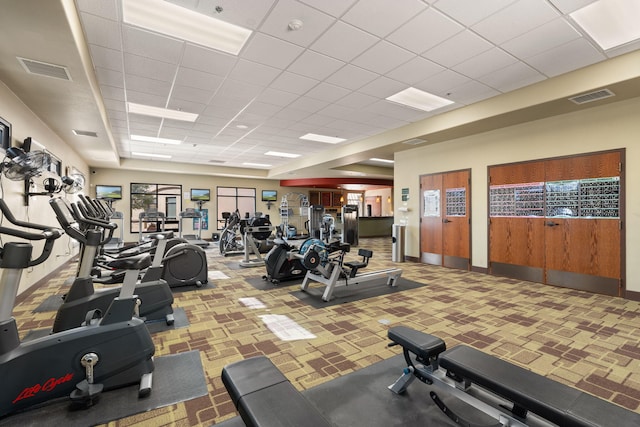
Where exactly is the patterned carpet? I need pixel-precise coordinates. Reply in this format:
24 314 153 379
10 237 640 426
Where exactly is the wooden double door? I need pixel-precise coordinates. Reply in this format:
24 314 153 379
420 169 471 270
488 150 624 296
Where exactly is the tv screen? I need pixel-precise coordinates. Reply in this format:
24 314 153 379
96 185 123 200
0 116 11 151
191 188 210 201
262 190 277 202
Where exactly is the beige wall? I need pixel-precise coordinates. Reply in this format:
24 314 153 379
0 81 88 294
90 167 313 242
394 96 640 292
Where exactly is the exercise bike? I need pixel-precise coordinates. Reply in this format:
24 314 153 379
80 195 208 289
48 197 175 332
0 199 154 417
219 210 244 256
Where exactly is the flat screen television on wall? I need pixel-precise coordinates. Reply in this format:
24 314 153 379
190 188 210 201
0 116 11 151
262 190 277 202
96 185 123 200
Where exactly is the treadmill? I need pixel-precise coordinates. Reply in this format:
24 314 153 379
179 207 210 248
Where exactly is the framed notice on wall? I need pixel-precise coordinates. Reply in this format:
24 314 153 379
423 189 440 217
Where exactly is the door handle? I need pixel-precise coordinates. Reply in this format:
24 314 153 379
442 218 451 223
545 221 558 227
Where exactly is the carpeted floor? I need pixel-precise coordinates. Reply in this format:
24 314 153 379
6 237 640 426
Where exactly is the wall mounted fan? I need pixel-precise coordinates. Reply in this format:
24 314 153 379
61 172 85 194
0 147 51 181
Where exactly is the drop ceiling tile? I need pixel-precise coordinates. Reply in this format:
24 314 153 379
501 18 581 59
342 0 427 38
99 85 125 102
387 8 464 54
358 76 406 98
123 53 176 82
170 85 212 105
472 0 560 45
125 74 172 97
525 37 605 77
305 82 351 103
77 0 118 20
243 101 283 117
96 67 123 89
299 113 336 126
433 0 518 26
415 69 470 96
335 91 378 109
214 79 265 104
258 0 335 47
287 50 345 80
181 44 237 76
127 89 167 108
299 0 358 18
478 61 545 92
287 96 330 113
273 107 311 121
351 40 414 75
80 13 122 50
121 26 184 64
444 80 500 105
256 88 301 107
318 103 357 119
310 21 379 62
228 59 282 86
453 48 517 79
270 71 319 95
423 29 494 68
386 56 445 85
242 32 305 69
89 45 122 72
364 100 430 122
548 0 597 14
324 64 379 90
175 67 225 91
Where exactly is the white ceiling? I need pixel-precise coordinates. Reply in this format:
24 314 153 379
1 0 640 183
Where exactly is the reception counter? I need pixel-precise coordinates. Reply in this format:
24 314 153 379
358 216 394 237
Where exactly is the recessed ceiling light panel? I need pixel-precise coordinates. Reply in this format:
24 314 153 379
127 102 198 122
369 158 394 164
122 0 252 55
132 151 172 159
571 0 640 50
265 151 300 158
386 87 454 112
299 133 346 144
131 134 182 145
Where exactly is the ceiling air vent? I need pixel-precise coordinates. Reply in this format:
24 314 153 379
402 138 427 146
72 130 98 137
568 89 615 105
17 57 72 81
208 159 225 163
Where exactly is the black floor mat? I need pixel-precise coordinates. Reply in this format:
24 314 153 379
23 307 189 340
217 354 496 427
33 294 65 313
290 277 427 308
0 350 207 427
245 276 304 291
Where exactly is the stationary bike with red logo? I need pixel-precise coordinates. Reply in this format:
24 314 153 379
0 199 155 418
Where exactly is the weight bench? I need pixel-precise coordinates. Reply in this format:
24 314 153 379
222 356 332 427
388 326 640 427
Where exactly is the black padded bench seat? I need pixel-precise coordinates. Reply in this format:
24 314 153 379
222 356 332 427
388 326 640 427
440 345 640 427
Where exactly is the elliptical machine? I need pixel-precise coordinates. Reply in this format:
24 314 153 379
48 197 175 332
0 199 155 417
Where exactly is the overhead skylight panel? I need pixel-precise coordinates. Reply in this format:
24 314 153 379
122 0 252 55
386 87 454 112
